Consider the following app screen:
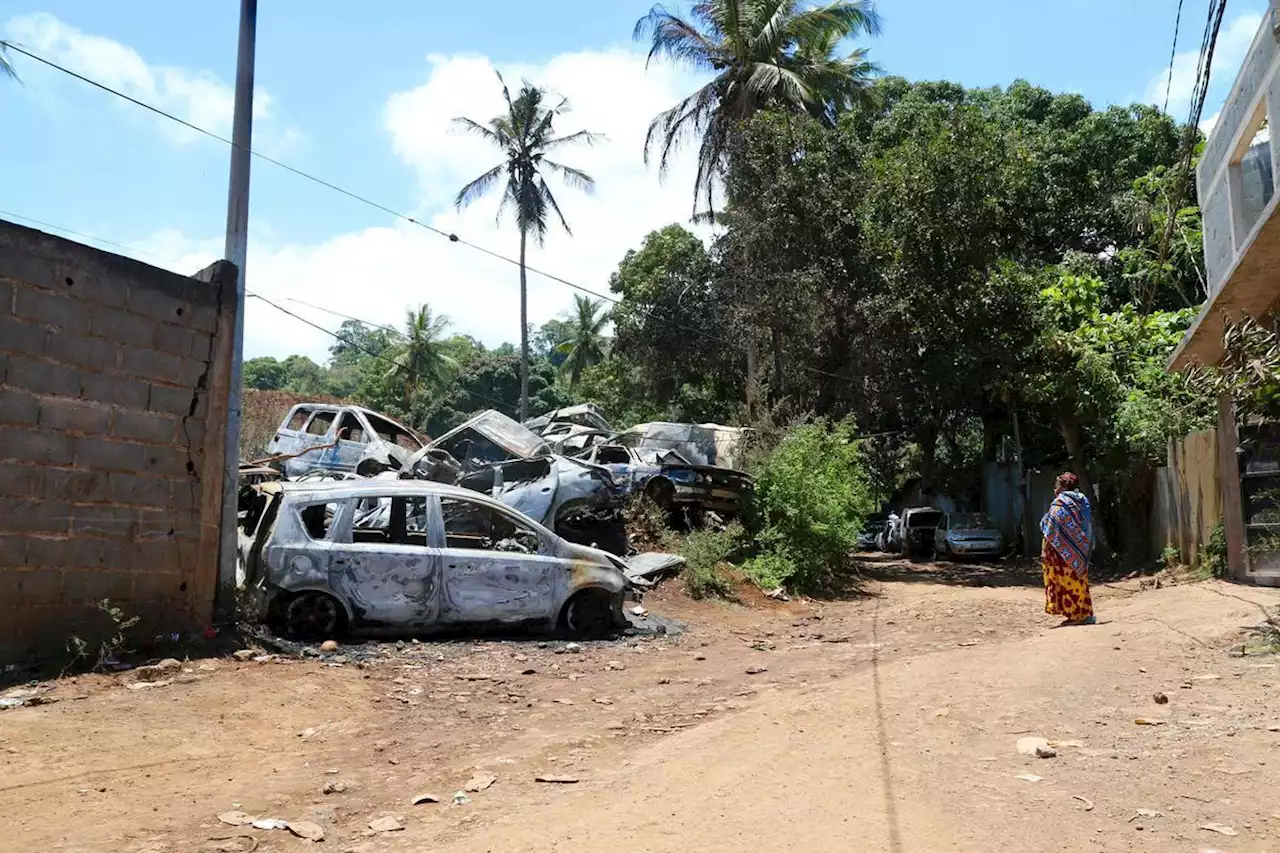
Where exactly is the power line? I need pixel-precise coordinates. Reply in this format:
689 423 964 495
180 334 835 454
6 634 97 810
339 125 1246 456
1162 0 1186 114
5 41 860 389
0 208 162 259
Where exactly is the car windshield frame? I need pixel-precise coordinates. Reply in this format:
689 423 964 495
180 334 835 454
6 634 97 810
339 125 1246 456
949 512 993 530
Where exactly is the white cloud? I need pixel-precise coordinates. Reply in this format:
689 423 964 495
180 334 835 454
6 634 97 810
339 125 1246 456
139 48 711 364
3 12 300 153
1145 11 1264 120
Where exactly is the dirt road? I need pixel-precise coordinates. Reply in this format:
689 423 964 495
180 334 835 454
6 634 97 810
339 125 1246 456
2 560 1278 853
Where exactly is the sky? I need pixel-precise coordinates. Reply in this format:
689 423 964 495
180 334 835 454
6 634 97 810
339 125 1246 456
0 0 1269 363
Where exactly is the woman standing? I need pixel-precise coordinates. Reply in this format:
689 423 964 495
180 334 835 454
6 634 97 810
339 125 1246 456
1040 472 1095 626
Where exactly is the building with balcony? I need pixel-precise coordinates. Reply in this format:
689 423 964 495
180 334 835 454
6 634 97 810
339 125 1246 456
1168 7 1280 584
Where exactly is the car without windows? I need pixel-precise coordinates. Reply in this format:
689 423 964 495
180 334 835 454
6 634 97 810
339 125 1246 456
900 507 944 558
933 511 1004 560
237 479 636 640
570 443 751 520
264 404 424 477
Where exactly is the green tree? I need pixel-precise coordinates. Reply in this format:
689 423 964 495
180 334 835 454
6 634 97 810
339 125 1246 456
243 356 286 390
329 320 396 368
453 74 602 421
635 0 881 212
554 294 610 388
279 355 330 395
384 305 456 409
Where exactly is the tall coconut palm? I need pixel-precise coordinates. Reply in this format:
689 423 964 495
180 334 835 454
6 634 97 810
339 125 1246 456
384 304 456 407
555 294 611 388
454 72 602 421
635 0 881 212
0 41 19 81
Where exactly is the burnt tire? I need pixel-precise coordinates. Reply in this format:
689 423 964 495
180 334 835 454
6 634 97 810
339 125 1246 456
275 591 347 642
558 588 616 640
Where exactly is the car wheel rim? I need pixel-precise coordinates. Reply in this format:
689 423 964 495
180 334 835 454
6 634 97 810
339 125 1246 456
286 595 338 638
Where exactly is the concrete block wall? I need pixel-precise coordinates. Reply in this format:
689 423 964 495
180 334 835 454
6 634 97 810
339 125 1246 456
0 220 237 664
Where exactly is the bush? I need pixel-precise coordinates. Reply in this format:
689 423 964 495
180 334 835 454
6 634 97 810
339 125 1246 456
743 420 875 591
680 524 742 599
1199 520 1228 578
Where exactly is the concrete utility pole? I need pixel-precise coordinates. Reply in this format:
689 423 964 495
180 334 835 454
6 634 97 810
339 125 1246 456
216 0 257 621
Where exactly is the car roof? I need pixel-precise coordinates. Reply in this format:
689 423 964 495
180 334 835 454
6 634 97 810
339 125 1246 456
286 403 416 434
276 478 498 504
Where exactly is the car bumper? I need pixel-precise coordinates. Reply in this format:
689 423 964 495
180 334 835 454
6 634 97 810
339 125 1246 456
947 541 1003 555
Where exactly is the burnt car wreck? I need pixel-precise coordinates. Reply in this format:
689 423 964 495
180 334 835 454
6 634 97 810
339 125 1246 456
237 479 637 640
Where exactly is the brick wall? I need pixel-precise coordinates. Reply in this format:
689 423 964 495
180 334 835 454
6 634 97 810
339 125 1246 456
0 220 237 664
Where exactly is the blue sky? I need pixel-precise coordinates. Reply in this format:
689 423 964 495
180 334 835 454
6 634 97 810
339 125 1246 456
0 1 1268 360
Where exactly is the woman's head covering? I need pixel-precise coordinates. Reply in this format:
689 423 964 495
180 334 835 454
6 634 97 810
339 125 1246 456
1055 472 1080 492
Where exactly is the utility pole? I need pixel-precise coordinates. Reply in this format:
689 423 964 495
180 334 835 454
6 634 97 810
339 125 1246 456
216 0 257 621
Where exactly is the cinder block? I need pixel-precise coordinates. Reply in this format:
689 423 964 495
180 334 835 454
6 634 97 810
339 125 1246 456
187 330 214 361
8 499 70 534
148 383 195 417
138 445 195 479
24 536 102 569
121 345 184 386
188 304 220 334
72 435 146 473
89 305 157 349
108 473 172 508
112 409 179 444
46 329 119 371
0 463 44 496
8 355 79 398
0 534 26 564
171 479 200 511
69 504 137 537
127 282 190 326
0 249 61 290
133 570 187 604
1 567 65 604
80 372 149 410
178 357 209 389
0 387 39 426
38 397 111 435
13 285 90 334
0 426 75 466
67 568 135 604
0 315 47 356
0 279 11 313
153 324 203 359
43 468 109 503
136 508 187 539
60 266 128 309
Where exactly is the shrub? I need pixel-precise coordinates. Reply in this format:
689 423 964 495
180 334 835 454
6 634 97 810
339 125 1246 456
743 420 875 591
1199 520 1228 578
680 523 743 599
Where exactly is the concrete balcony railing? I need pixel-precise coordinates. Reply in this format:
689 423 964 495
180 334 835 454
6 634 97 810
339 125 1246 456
1171 7 1280 370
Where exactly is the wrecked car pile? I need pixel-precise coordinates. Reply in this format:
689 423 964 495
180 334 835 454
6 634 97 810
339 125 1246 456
239 404 690 641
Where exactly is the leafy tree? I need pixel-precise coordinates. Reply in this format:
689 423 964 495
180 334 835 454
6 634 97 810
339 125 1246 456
243 356 286 391
279 355 329 395
635 0 881 212
554 294 610 388
329 320 396 368
453 73 602 421
532 318 574 363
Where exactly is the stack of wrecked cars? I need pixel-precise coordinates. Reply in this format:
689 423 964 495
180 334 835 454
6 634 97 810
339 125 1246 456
238 405 678 641
525 406 753 523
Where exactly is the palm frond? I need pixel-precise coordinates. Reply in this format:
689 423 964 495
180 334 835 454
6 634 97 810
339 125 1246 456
451 116 502 144
538 179 571 237
543 160 596 193
634 4 720 70
0 41 19 82
454 165 505 210
544 129 605 150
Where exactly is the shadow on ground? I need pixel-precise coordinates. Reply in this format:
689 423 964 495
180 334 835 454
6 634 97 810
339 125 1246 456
858 553 1042 588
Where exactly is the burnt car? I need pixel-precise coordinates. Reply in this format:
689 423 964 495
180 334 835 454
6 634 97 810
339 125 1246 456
265 404 424 477
523 403 613 435
404 410 628 555
934 511 1004 559
574 443 751 520
237 479 635 640
900 506 944 558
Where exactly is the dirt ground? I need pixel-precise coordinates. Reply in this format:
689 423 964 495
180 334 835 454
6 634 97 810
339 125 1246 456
3 556 1279 853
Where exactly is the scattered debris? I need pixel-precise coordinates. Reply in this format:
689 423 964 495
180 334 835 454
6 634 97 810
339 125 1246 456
0 694 56 710
593 697 614 705
1036 746 1057 759
207 833 258 853
631 605 648 617
745 666 768 675
1153 692 1169 704
564 643 583 654
607 660 625 671
1134 719 1166 726
765 588 790 601
1129 809 1164 822
125 679 173 691
322 780 347 795
1016 737 1050 756
1072 795 1094 811
126 658 182 682
217 811 256 827
465 773 497 792
411 794 440 805
1199 823 1239 837
957 640 980 647
451 791 471 807
286 821 325 841
232 649 257 662
1267 724 1280 732
320 640 339 653
250 818 289 831
1016 774 1043 782
368 814 405 833
535 775 580 784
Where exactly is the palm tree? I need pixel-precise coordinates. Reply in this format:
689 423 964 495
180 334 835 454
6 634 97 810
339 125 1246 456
555 295 611 388
453 73 602 421
635 0 881 212
384 304 456 407
1 41 20 81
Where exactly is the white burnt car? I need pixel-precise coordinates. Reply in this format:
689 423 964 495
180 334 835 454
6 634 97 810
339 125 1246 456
237 479 635 640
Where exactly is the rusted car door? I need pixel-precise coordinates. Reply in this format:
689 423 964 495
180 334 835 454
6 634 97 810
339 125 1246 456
330 494 442 629
436 495 563 625
273 407 342 475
